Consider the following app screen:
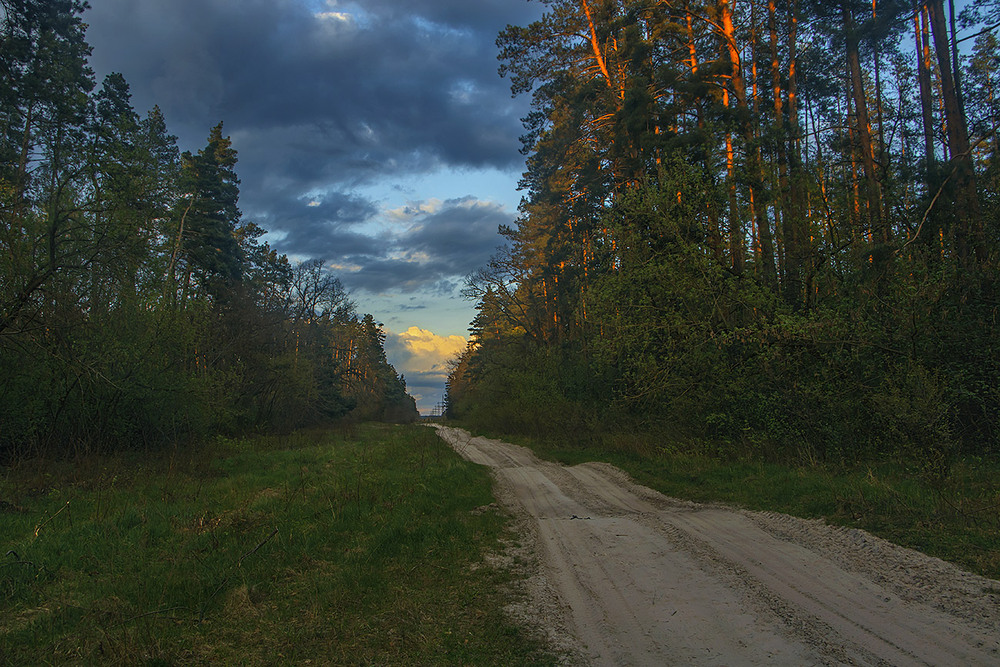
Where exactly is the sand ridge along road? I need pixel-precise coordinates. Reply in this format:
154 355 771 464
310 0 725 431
431 425 1000 666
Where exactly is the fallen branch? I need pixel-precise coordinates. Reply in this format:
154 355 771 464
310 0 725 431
238 527 279 568
119 606 193 626
34 501 70 538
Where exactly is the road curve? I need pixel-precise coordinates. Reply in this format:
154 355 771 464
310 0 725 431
432 425 1000 666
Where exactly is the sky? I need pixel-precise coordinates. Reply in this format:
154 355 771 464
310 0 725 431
82 0 545 415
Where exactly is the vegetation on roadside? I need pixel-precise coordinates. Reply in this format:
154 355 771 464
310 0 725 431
445 2 1000 566
1 1 416 463
460 425 1000 580
0 424 559 665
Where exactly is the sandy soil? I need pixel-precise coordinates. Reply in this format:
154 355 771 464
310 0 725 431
431 425 1000 666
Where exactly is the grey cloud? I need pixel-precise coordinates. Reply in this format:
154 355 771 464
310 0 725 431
258 192 511 295
335 198 512 294
84 0 537 305
345 0 543 34
402 369 452 388
346 259 439 294
266 191 382 259
401 197 512 267
85 0 535 174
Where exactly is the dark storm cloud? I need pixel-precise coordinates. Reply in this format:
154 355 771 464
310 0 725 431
354 0 542 33
402 196 512 269
334 197 513 294
83 0 538 295
263 191 379 231
266 191 383 260
84 0 536 173
256 193 511 294
403 370 450 390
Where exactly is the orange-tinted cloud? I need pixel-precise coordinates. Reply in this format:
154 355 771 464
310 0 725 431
384 326 468 413
395 326 466 374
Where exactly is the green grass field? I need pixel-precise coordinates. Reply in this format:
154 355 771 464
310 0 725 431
0 424 559 665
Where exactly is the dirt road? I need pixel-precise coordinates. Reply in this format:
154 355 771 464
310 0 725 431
432 425 1000 666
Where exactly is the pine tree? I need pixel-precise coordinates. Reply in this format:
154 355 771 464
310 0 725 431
172 122 245 299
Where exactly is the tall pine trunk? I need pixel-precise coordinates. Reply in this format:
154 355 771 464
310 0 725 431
785 0 810 306
770 0 802 306
927 0 985 264
721 0 776 287
915 2 941 256
844 3 886 252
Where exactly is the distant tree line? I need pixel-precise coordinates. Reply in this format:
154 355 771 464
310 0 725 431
0 0 416 460
448 0 1000 472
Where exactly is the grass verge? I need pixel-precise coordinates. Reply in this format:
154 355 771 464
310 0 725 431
456 425 1000 581
0 423 559 665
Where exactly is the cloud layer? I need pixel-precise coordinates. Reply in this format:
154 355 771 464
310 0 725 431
84 0 536 296
325 196 514 293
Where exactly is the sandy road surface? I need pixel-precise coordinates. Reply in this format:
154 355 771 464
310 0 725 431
432 425 1000 666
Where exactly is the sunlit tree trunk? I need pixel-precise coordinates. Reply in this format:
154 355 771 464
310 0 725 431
581 0 619 101
916 3 937 176
720 0 776 286
785 0 810 306
927 0 985 264
725 88 745 274
844 2 885 248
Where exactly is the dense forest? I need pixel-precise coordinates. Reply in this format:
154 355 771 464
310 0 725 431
447 0 1000 471
0 0 417 461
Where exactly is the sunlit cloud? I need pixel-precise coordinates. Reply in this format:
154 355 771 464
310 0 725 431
392 326 466 374
315 11 351 21
314 0 358 27
328 261 364 272
384 325 468 413
385 198 443 221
